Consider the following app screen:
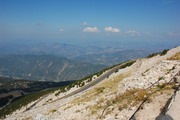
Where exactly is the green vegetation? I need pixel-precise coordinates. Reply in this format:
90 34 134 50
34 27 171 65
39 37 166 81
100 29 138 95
0 77 74 93
147 53 159 58
119 61 136 69
115 69 119 73
158 77 164 81
0 87 59 118
146 49 169 58
157 84 166 89
159 49 169 56
0 95 13 107
114 60 136 73
0 76 76 119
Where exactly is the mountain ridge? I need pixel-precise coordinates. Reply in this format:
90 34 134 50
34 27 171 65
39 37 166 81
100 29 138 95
0 54 106 81
0 41 158 66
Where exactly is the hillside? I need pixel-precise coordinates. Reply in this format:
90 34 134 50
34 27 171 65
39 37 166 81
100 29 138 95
0 77 74 110
0 55 106 81
0 77 74 93
1 46 180 120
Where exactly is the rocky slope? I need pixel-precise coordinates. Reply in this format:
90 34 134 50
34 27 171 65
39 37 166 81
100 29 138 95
3 46 180 120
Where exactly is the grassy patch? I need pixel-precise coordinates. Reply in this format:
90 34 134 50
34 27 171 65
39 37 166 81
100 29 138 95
116 89 149 102
100 72 131 92
88 104 105 116
168 52 180 60
73 71 131 106
96 87 105 94
63 104 74 111
118 103 128 111
106 89 151 111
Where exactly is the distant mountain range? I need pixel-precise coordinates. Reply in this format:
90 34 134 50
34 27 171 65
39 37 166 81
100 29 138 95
72 49 154 66
0 55 106 81
0 41 157 66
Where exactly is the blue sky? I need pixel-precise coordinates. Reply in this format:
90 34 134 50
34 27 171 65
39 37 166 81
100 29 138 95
0 0 180 48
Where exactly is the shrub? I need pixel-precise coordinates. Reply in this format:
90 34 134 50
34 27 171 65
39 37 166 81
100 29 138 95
146 49 169 58
147 53 159 58
119 61 136 69
159 49 169 56
158 77 164 81
115 69 119 73
157 84 165 89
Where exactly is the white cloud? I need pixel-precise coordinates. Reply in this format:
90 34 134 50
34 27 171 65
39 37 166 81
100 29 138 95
168 32 180 37
59 28 64 32
82 22 88 26
104 27 120 33
125 30 140 36
83 27 99 32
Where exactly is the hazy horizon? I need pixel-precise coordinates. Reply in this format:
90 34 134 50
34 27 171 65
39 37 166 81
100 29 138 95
0 0 180 49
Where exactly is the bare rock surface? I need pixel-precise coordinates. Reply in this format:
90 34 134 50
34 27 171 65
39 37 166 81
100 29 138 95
166 90 180 120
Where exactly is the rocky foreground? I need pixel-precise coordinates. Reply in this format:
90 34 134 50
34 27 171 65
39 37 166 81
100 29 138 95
4 46 180 120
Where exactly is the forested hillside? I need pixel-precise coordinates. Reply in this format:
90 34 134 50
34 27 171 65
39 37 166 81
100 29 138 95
0 55 106 81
